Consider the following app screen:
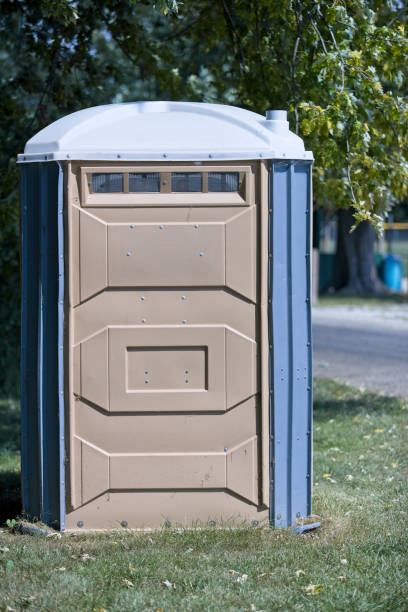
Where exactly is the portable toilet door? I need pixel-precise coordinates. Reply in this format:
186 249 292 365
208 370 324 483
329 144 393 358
18 102 313 531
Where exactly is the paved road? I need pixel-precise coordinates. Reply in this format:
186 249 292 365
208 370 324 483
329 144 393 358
313 304 408 398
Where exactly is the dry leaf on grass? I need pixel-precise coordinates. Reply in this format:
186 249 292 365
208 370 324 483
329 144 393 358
122 579 134 588
236 574 248 584
338 575 346 582
163 579 175 590
295 569 306 577
258 572 273 578
303 584 323 594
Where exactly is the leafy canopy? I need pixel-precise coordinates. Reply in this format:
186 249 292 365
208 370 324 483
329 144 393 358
161 0 408 232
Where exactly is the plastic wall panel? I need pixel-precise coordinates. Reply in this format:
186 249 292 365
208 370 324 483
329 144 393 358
20 164 41 517
269 161 312 528
20 162 64 527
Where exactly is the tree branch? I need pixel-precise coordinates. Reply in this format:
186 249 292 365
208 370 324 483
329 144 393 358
220 0 246 75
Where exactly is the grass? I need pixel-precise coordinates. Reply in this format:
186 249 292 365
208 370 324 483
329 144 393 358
316 294 408 307
1 379 408 611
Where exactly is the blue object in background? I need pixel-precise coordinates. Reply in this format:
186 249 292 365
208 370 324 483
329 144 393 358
381 254 402 291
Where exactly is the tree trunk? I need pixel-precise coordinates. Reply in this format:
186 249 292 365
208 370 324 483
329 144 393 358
333 209 387 295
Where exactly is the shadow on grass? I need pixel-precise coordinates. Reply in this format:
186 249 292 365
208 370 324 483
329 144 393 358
313 377 405 420
0 397 21 524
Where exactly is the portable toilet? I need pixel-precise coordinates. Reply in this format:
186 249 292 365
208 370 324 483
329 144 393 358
19 102 313 531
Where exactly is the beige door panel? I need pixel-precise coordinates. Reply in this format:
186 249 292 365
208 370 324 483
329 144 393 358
65 492 269 531
74 290 256 345
68 160 266 526
76 213 256 302
74 397 257 454
74 437 258 504
79 209 107 303
108 223 225 287
75 325 257 413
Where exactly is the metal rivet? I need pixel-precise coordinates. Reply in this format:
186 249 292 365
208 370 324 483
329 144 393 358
269 344 272 349
252 520 259 527
224 447 228 452
121 520 128 527
164 520 171 527
307 386 311 391
141 296 145 301
194 224 199 229
306 474 310 478
307 342 311 347
66 154 70 159
77 521 83 528
182 320 187 324
182 295 186 300
126 252 131 256
159 225 164 229
296 512 301 518
117 154 121 159
145 379 149 384
145 370 149 375
199 252 204 257
269 254 272 259
208 154 212 158
162 180 167 185
163 153 167 158
269 208 272 212
209 520 216 526
185 370 189 374
259 153 263 158
142 318 146 323
130 224 134 229
185 380 189 383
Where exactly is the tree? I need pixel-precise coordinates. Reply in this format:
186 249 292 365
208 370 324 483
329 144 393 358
159 0 408 293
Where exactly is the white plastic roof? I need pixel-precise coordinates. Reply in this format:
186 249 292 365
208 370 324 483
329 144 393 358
18 101 313 162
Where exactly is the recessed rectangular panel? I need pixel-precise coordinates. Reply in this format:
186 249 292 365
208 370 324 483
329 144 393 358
108 223 225 287
111 453 225 489
127 346 207 391
108 326 226 412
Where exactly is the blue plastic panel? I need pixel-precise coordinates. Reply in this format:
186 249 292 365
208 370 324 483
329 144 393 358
20 164 41 518
269 161 312 527
20 162 65 528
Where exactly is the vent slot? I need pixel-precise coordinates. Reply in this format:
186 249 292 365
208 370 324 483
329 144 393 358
92 173 124 193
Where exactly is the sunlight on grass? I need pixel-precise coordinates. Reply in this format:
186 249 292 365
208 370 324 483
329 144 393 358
0 381 407 611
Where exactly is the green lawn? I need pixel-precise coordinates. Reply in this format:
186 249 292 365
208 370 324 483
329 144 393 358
0 380 407 611
316 294 408 307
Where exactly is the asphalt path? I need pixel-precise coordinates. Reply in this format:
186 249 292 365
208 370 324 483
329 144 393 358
312 305 408 398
